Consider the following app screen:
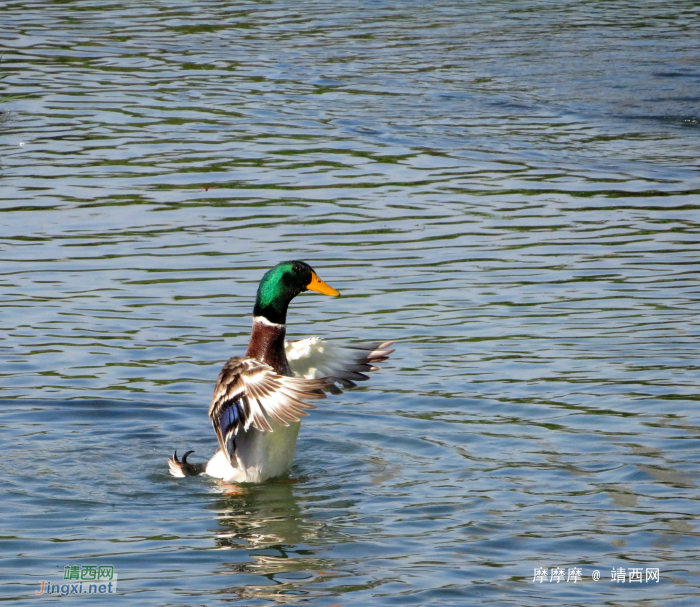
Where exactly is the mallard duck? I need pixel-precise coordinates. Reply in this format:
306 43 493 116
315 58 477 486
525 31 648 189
169 261 393 483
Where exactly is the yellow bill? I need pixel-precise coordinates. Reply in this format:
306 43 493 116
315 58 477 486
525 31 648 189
307 272 340 296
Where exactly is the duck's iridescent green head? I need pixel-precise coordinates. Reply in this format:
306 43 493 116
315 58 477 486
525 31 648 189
253 260 339 325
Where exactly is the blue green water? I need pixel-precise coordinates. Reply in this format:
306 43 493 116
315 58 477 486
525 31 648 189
1 1 699 605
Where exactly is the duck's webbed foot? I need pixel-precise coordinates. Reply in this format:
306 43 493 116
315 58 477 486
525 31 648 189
168 450 206 478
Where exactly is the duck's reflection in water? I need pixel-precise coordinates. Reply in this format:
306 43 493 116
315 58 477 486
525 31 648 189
207 480 341 604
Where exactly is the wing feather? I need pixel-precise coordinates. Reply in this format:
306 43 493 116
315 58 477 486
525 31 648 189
286 338 395 391
208 357 329 465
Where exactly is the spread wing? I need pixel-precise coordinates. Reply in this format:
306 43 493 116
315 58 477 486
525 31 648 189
208 357 329 465
286 338 394 393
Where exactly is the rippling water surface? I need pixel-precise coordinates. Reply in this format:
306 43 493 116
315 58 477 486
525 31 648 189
1 1 700 605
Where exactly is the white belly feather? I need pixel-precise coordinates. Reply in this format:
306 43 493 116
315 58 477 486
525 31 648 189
205 420 301 483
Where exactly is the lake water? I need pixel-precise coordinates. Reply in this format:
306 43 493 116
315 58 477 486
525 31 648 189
1 1 699 605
